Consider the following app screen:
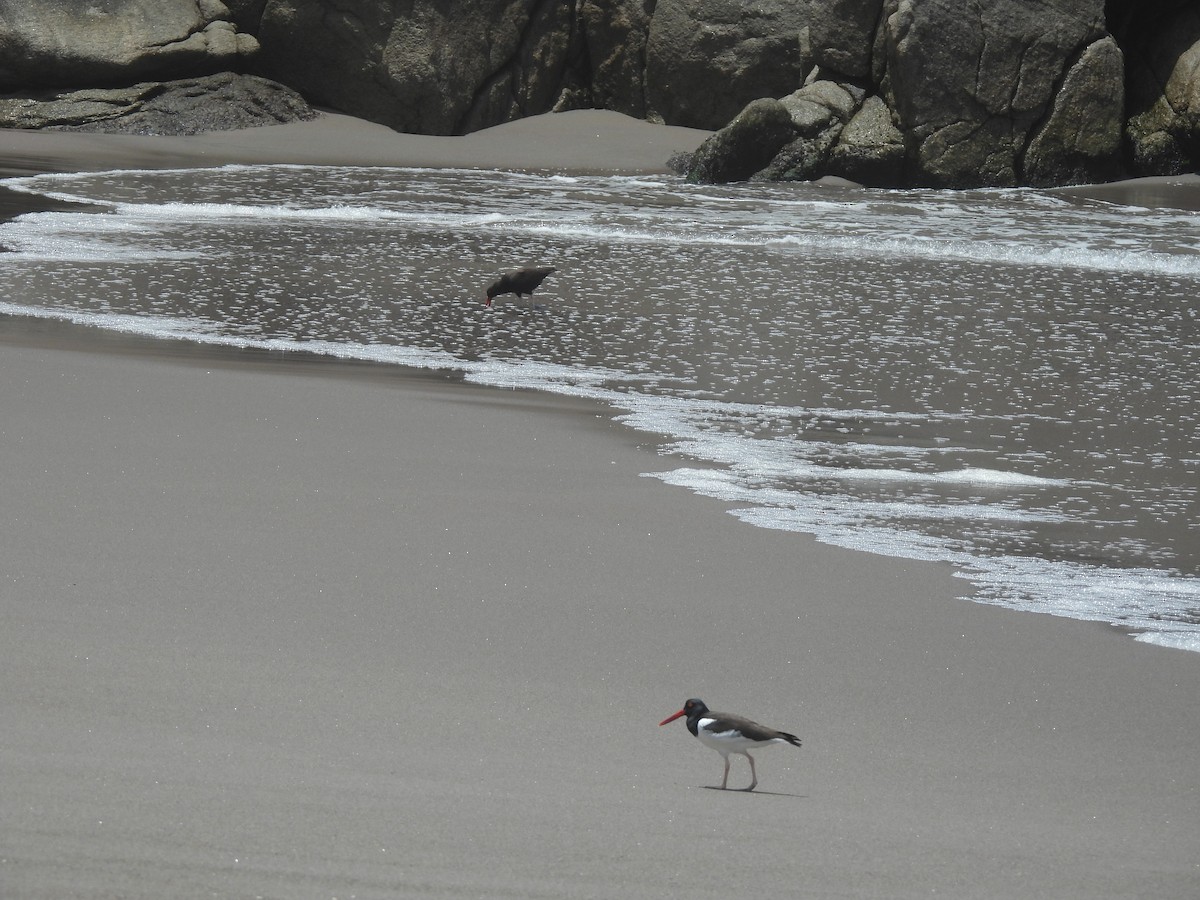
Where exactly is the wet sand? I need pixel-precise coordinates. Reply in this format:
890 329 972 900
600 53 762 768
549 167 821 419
1 112 1198 899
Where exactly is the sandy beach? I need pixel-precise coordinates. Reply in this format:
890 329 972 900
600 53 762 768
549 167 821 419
0 108 711 178
2 112 1198 899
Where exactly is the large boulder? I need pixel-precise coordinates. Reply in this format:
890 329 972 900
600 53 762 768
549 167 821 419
881 0 1110 187
0 0 259 90
682 0 1137 187
256 0 810 135
686 97 798 183
1023 37 1125 186
0 72 314 134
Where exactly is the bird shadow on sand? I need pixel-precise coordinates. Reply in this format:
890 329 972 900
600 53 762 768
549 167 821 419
493 302 550 313
700 786 807 799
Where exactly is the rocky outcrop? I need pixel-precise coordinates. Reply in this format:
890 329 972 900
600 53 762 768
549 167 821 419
0 73 315 134
0 0 259 90
0 2 309 136
253 0 810 135
686 0 1199 186
883 0 1114 187
1 0 1198 186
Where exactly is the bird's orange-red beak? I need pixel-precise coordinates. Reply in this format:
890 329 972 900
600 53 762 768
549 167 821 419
484 296 492 307
659 708 686 726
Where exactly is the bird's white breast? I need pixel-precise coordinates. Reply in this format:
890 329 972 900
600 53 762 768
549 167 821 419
695 717 781 754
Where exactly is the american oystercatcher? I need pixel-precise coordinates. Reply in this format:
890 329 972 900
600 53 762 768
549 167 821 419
484 266 556 307
659 698 802 791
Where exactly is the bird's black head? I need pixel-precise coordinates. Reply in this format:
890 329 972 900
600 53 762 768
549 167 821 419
682 698 708 717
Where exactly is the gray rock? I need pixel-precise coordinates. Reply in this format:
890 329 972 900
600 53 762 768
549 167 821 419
223 0 268 32
257 0 811 135
754 128 842 182
688 0 1134 188
686 97 798 183
882 0 1108 187
0 0 259 90
0 73 315 135
1023 37 1125 187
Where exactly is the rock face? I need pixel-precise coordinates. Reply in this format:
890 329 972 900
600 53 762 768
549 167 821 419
828 95 906 186
0 0 260 90
254 0 810 135
1 0 1198 186
642 0 809 129
883 0 1113 187
687 0 1199 185
257 0 582 136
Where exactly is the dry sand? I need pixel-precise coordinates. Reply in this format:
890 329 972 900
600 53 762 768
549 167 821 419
0 108 710 177
1 112 1198 899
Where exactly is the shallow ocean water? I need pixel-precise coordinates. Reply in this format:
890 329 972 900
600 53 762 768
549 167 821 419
2 164 1198 651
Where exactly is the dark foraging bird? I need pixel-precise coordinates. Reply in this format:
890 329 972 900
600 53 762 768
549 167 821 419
659 698 802 791
485 266 556 307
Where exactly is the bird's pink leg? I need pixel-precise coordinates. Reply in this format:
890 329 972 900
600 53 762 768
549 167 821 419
743 753 758 792
720 757 730 790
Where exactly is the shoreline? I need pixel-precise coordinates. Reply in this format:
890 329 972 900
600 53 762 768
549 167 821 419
2 113 1198 899
4 108 1195 209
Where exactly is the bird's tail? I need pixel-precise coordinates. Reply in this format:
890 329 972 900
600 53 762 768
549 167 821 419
780 731 802 748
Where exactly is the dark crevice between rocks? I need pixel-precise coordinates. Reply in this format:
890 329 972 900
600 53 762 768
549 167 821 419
1106 0 1198 173
550 0 587 112
573 12 596 109
864 1 887 89
636 1 658 118
456 3 543 134
458 55 518 135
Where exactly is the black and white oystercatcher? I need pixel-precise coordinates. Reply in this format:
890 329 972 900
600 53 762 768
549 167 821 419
659 698 802 791
484 266 556 307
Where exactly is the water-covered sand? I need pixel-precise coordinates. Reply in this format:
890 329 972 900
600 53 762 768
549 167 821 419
2 111 1198 899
